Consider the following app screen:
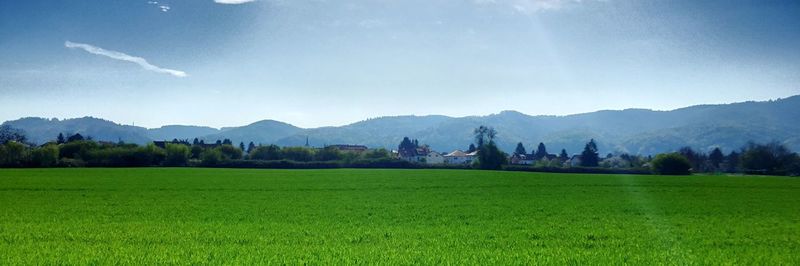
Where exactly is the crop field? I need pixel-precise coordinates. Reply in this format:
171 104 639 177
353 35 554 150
0 168 798 264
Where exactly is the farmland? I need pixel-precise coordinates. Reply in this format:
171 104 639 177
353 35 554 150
0 168 798 264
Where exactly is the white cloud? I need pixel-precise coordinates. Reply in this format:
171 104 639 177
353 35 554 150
214 0 256 4
147 1 170 12
65 41 187 78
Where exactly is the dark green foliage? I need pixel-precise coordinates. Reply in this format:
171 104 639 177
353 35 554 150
534 142 548 159
709 147 724 170
362 148 391 160
580 139 599 167
249 145 282 160
473 126 505 170
467 144 477 153
29 145 58 167
559 149 569 161
473 126 497 147
247 142 256 154
164 144 191 166
59 140 99 159
190 145 203 159
218 145 243 160
201 149 222 166
314 146 342 161
651 153 692 175
281 147 314 162
67 133 85 143
514 142 526 155
0 125 26 144
740 142 798 175
56 133 66 144
477 142 507 170
0 142 28 166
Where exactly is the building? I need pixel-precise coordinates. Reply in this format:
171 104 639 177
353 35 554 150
567 155 583 167
444 150 477 165
509 153 534 165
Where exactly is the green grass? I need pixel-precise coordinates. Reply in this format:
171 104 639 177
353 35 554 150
0 168 798 264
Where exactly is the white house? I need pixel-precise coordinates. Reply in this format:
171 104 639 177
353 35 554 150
426 151 445 164
444 150 477 165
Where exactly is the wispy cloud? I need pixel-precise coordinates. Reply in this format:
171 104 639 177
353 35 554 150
65 41 187 78
147 1 170 12
214 0 256 4
475 0 603 14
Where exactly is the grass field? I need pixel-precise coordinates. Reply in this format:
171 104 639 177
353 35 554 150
0 168 798 264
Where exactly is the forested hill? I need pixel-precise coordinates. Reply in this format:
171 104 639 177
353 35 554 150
4 95 799 155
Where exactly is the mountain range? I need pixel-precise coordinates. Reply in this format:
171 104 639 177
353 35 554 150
4 95 799 155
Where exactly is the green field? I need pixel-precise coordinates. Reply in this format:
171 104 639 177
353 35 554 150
0 168 798 264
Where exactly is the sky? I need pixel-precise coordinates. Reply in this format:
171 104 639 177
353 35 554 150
1 0 799 129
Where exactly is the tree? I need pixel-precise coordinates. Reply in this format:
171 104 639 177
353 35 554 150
315 146 342 161
580 139 599 167
709 147 724 170
239 142 246 152
473 126 496 147
30 145 59 167
67 133 85 143
398 137 417 157
559 149 569 161
725 151 740 172
1 141 28 166
249 145 282 161
476 141 507 170
679 146 708 172
651 153 692 175
219 145 243 160
57 133 66 144
193 138 200 145
247 142 256 154
282 147 314 162
0 125 27 144
740 142 797 175
473 126 505 170
467 144 477 153
222 139 233 145
201 149 222 166
363 148 392 160
534 142 548 160
164 144 191 166
514 142 526 155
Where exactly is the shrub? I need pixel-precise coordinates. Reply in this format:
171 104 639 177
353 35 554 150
651 153 692 175
249 145 282 160
30 145 59 167
164 144 191 166
218 145 243 160
201 149 223 166
282 147 314 162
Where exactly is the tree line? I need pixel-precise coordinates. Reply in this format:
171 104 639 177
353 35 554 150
1 125 799 176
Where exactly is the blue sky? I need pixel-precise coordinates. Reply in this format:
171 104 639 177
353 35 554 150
1 0 798 128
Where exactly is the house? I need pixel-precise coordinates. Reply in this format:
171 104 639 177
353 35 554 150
444 150 477 165
327 144 368 152
509 153 534 165
399 145 444 164
425 151 445 164
567 155 582 167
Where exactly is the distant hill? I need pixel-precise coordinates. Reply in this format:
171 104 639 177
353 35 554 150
3 96 799 154
147 125 221 141
3 117 152 145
